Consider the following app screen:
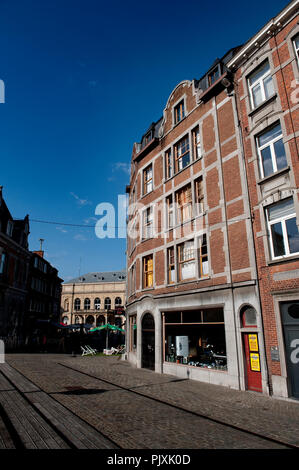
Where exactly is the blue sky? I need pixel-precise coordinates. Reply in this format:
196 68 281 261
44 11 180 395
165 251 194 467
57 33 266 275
0 0 288 281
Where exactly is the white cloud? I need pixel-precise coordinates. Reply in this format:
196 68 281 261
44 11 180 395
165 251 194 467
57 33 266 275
112 162 131 175
56 226 68 233
70 192 92 207
74 233 88 241
83 217 97 225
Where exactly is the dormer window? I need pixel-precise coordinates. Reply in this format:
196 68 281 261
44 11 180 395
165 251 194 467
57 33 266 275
208 65 220 86
144 131 152 146
174 100 185 125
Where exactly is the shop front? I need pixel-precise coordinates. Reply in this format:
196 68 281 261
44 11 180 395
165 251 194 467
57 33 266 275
126 287 268 393
163 308 227 371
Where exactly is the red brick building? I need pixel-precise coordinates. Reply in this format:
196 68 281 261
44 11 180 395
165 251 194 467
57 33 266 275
125 45 269 391
229 0 299 399
125 0 299 398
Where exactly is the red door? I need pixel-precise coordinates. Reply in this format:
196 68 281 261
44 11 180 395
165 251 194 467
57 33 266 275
243 333 262 392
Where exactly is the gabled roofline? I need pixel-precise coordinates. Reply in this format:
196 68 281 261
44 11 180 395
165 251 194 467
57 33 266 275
227 0 299 69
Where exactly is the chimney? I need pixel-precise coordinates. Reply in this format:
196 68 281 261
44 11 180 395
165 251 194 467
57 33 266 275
34 238 45 257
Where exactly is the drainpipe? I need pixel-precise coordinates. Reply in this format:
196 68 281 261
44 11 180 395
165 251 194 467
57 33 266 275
213 96 241 391
230 81 271 394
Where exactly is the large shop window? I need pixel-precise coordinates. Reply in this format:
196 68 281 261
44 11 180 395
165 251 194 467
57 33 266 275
164 309 227 370
266 197 299 259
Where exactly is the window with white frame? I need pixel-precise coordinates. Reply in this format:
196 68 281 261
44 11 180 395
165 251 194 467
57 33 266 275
178 239 195 281
293 34 299 67
266 198 299 259
256 123 287 178
143 164 153 195
142 206 153 239
174 136 190 173
248 60 275 109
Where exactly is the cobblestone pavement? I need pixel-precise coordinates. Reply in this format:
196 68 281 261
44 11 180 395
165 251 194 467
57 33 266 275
4 353 299 449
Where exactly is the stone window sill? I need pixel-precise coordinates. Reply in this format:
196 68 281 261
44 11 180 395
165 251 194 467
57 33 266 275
248 93 277 117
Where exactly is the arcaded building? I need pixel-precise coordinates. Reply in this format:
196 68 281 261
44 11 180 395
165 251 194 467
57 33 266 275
61 271 126 328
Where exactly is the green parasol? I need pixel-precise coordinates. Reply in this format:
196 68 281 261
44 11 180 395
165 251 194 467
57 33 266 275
90 323 124 333
89 323 125 349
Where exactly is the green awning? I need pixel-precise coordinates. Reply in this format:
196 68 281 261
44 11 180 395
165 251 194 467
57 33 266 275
90 323 125 333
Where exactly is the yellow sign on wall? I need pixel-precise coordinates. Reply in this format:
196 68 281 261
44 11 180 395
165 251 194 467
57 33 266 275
250 353 261 372
249 334 259 352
